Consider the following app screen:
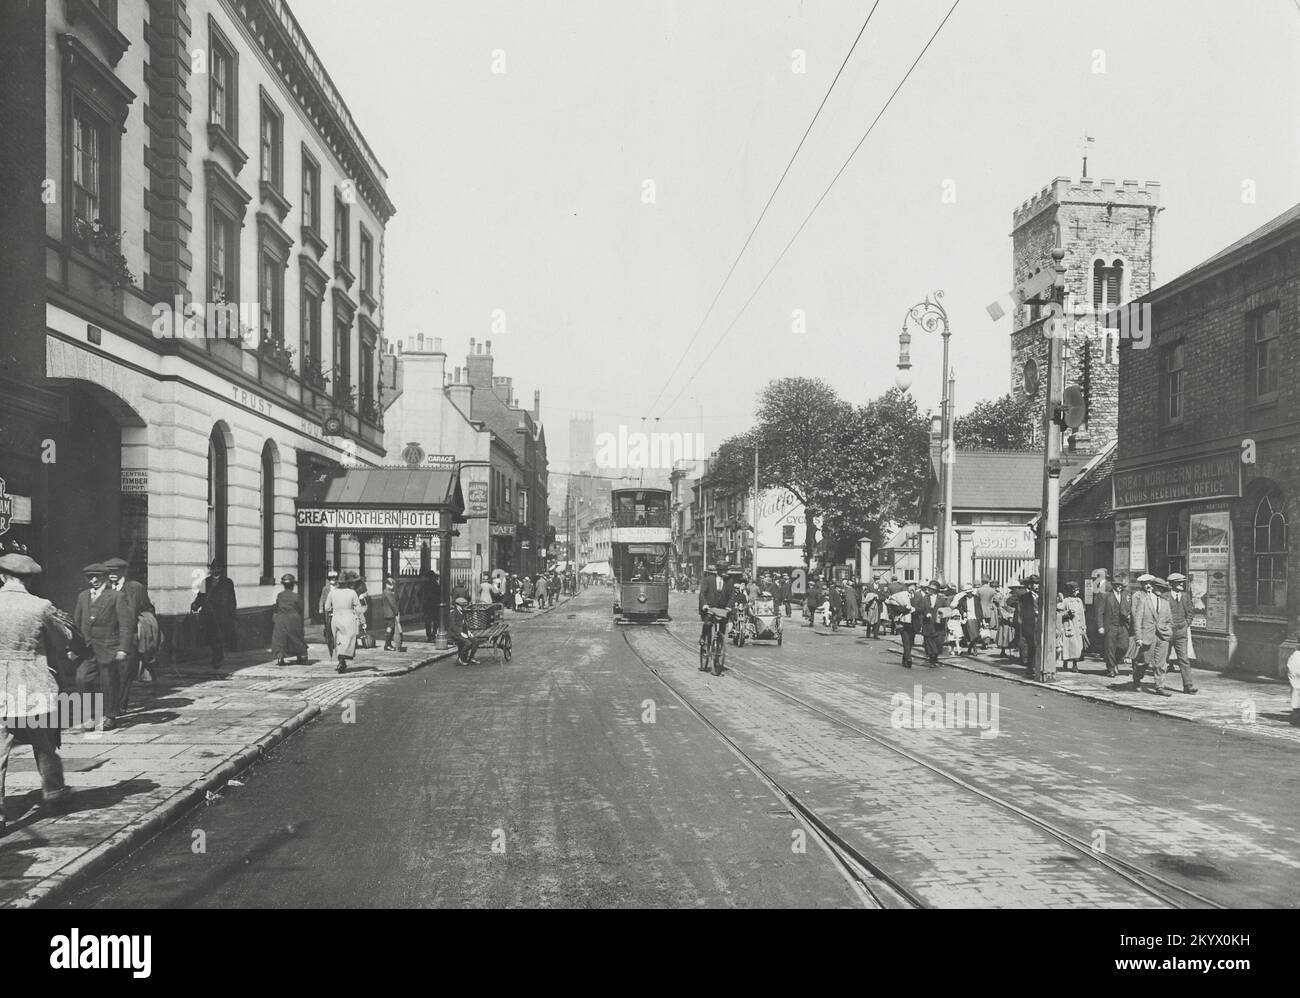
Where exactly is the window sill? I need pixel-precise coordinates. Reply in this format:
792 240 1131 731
1235 612 1290 625
208 123 249 174
1159 418 1185 432
1247 396 1279 411
259 180 291 223
66 0 130 66
302 226 327 261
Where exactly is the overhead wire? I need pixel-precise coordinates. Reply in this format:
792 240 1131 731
661 0 962 417
644 1 885 418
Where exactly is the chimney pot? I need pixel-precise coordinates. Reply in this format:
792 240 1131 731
469 337 476 354
434 336 442 352
486 339 492 354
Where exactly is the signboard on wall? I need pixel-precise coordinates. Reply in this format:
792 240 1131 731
971 524 1036 559
1112 453 1241 509
1114 519 1130 577
1188 510 1231 632
466 481 489 517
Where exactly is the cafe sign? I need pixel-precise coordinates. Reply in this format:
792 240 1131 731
1112 452 1241 510
296 507 442 531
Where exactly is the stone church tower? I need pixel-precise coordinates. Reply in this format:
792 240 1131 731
1009 176 1161 451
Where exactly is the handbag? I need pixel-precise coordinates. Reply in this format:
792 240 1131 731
358 631 376 649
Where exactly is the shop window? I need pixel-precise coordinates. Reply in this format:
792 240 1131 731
1254 493 1288 608
1165 518 1184 577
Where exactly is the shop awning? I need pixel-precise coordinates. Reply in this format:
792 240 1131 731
296 467 466 531
581 561 611 576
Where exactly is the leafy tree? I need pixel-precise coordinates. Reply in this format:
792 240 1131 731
953 392 1038 450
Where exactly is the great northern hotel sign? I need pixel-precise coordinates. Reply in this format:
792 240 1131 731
296 508 442 530
1112 452 1241 510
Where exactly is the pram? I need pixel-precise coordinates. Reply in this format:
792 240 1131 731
746 594 783 646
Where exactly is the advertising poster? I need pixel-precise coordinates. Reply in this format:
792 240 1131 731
1128 518 1147 572
1188 510 1231 632
1114 519 1130 577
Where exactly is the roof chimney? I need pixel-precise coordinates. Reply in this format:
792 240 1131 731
533 390 540 419
469 337 476 355
486 339 492 354
434 336 442 352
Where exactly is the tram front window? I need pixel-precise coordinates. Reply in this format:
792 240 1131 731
616 544 668 582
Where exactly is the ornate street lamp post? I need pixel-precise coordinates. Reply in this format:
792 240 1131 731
897 291 953 584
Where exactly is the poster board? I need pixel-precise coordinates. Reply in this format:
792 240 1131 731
1188 510 1231 633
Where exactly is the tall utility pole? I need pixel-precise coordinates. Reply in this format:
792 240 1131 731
945 368 956 584
752 446 759 579
1036 248 1069 683
701 481 709 580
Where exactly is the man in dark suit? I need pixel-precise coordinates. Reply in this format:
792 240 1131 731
72 563 135 730
192 561 237 668
698 561 734 668
1095 577 1125 678
105 557 154 711
913 580 943 667
1019 575 1041 678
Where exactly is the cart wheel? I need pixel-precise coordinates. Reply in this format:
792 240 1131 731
778 631 783 646
502 634 512 661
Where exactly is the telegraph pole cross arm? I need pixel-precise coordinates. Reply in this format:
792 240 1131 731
986 256 1068 321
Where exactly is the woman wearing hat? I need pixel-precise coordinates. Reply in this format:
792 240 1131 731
318 569 339 655
995 582 1018 657
326 570 365 673
271 574 308 667
1058 582 1087 672
0 553 73 832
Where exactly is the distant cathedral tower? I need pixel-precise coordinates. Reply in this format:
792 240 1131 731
1009 175 1161 452
569 413 595 473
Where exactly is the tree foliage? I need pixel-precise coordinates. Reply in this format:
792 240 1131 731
953 392 1038 451
708 379 930 568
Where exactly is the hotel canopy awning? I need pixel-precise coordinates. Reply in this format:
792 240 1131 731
295 467 466 532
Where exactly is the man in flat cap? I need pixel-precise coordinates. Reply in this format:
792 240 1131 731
0 553 73 829
1018 576 1041 677
104 558 156 711
72 563 135 729
1130 574 1173 696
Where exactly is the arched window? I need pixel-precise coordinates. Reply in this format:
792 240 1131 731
208 426 229 568
1254 493 1288 607
1093 258 1124 310
260 441 277 581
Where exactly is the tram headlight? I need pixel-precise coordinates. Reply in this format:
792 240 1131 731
637 594 646 603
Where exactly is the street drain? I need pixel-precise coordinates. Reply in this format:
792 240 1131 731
1148 854 1231 881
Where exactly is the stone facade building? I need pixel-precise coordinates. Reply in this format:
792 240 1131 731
1009 176 1161 453
0 0 394 651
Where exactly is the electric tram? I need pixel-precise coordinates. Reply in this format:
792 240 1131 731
610 487 672 623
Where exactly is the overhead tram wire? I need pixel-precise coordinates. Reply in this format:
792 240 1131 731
661 0 962 417
644 1 884 418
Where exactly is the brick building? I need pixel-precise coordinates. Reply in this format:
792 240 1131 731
0 0 394 651
1115 203 1300 676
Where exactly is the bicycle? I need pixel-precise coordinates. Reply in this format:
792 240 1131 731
700 606 730 676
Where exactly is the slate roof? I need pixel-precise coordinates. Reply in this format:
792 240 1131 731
1059 442 1116 523
1142 201 1300 303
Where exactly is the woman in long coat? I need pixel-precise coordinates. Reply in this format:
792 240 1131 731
843 581 860 627
0 553 73 833
1059 583 1086 670
380 576 403 652
995 585 1018 655
271 574 308 667
861 584 882 638
328 570 364 673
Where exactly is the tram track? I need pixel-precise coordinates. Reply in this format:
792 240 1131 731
628 623 1226 910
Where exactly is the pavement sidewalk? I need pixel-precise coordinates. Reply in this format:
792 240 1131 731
0 594 579 908
854 623 1300 746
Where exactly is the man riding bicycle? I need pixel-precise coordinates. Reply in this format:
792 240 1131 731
699 561 735 665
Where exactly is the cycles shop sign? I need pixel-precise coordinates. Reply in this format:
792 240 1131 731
296 507 442 531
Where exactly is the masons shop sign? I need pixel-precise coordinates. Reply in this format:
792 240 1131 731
971 524 1035 559
1112 452 1241 510
296 507 441 531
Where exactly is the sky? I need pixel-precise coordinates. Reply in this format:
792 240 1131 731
292 0 1300 475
